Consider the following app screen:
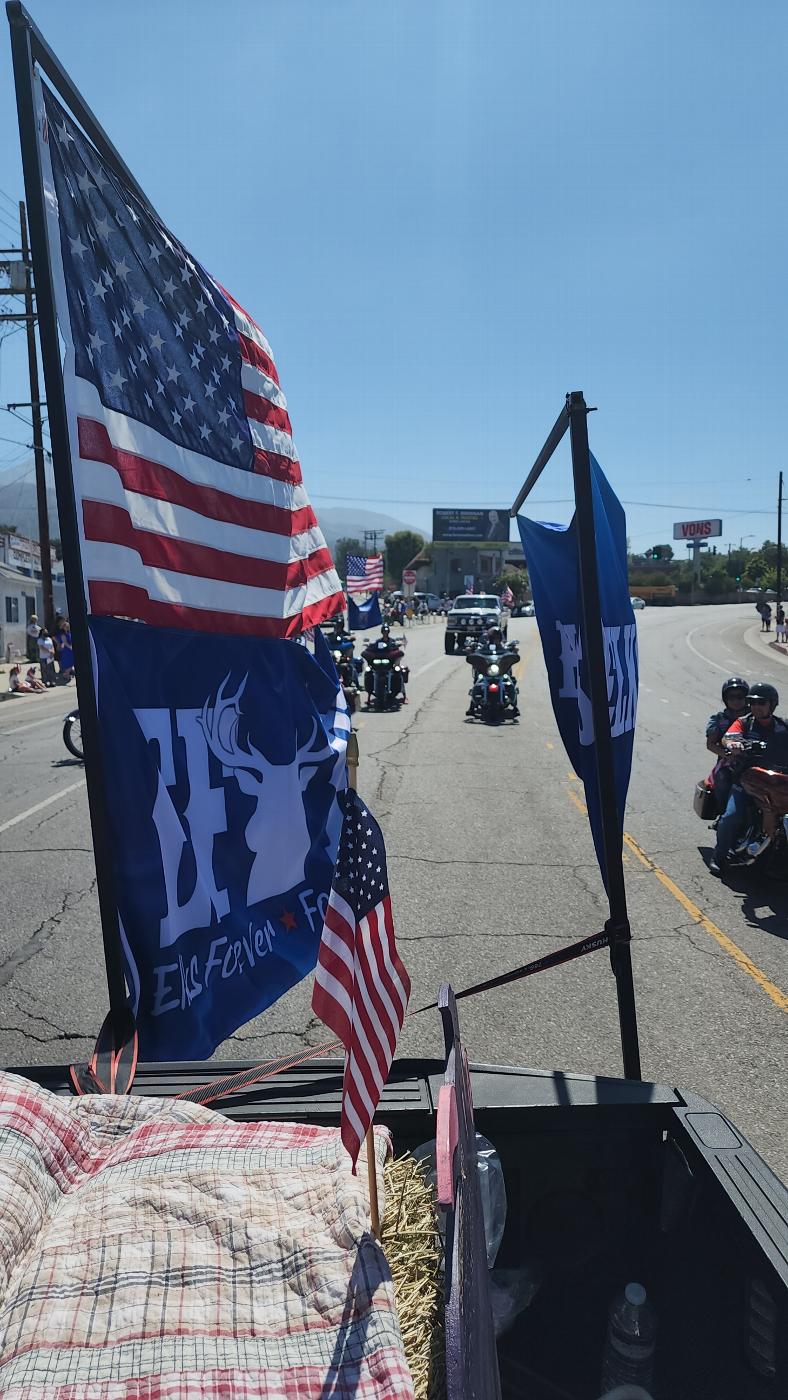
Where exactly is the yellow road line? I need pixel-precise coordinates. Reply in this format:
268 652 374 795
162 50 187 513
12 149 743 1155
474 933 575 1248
564 785 788 1013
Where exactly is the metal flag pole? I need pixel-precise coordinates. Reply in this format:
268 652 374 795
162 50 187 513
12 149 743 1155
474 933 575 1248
7 2 128 1029
777 471 783 614
510 390 641 1080
566 393 641 1080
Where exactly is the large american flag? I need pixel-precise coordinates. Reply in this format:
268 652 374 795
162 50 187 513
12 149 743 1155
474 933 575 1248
346 554 384 595
37 81 343 637
311 788 410 1170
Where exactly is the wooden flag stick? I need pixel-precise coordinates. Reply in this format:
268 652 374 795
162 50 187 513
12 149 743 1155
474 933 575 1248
346 729 381 1239
366 1128 381 1240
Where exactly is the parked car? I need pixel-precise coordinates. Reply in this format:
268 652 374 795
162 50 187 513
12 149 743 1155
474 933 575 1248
512 602 535 617
412 592 442 613
630 596 646 610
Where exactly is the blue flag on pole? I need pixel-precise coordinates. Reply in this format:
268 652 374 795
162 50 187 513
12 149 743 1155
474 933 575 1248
89 617 349 1059
517 454 638 888
347 593 382 630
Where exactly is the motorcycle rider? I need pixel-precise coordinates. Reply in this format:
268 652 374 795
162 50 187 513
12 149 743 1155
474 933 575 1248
465 626 519 717
706 677 749 812
711 682 788 876
363 623 408 705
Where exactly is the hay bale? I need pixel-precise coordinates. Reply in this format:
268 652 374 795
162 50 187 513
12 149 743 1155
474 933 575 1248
382 1153 445 1400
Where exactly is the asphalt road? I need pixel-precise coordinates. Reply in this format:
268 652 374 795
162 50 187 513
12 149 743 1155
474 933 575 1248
0 606 785 1178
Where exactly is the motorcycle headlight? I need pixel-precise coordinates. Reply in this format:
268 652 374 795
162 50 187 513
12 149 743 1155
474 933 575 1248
489 665 500 676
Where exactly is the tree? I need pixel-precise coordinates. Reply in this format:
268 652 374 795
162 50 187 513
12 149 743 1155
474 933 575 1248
384 531 424 583
701 563 730 597
332 538 364 577
492 568 529 602
0 522 18 536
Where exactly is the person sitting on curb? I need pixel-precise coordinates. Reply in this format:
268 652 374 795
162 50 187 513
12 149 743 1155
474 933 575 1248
25 666 47 692
9 664 39 695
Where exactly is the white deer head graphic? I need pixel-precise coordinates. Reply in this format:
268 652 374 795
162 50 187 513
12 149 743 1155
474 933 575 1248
198 673 336 907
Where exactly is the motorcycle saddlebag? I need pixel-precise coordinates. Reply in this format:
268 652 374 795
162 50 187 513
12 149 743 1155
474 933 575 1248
694 779 718 821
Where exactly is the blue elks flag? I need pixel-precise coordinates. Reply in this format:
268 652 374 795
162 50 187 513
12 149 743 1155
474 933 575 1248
347 593 382 630
518 455 638 888
89 617 349 1059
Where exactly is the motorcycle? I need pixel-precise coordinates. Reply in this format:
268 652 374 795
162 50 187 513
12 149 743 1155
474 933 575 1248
465 647 519 722
63 708 83 761
694 737 788 872
361 636 408 710
327 632 361 714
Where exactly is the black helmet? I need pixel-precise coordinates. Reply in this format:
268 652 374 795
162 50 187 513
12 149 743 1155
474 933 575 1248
722 676 748 701
747 681 779 709
488 625 502 640
381 623 390 637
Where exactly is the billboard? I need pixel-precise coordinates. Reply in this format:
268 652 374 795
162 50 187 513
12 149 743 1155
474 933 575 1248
433 508 510 543
672 519 722 541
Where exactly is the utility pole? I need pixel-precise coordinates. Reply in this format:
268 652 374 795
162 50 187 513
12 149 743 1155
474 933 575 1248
777 470 783 608
19 200 54 629
363 528 385 554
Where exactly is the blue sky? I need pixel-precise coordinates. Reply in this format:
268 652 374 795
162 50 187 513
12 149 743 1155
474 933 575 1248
0 1 785 554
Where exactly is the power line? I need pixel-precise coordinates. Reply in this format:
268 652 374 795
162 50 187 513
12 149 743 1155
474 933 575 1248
0 463 34 492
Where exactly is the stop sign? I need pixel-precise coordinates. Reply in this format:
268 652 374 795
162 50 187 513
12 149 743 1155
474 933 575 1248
402 569 417 586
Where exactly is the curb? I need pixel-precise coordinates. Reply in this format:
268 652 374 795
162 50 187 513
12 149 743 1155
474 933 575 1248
741 623 788 672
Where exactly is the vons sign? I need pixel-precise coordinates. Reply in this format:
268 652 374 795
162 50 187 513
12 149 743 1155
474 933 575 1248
672 518 723 541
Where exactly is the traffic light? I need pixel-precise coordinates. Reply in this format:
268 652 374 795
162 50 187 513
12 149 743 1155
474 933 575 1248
652 546 662 560
712 545 717 555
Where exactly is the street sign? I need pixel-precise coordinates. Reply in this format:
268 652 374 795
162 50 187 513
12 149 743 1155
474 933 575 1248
672 519 722 541
402 569 417 586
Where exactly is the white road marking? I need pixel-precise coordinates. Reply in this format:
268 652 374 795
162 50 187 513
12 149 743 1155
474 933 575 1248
0 713 65 737
686 624 733 676
0 779 85 836
682 711 691 717
660 697 669 703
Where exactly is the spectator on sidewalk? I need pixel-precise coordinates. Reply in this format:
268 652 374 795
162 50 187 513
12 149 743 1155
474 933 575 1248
9 665 39 695
25 666 46 692
776 604 787 643
25 614 41 664
54 617 74 682
37 629 56 687
758 600 772 632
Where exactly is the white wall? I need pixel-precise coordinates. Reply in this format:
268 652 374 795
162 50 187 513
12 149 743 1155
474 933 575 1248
0 580 37 662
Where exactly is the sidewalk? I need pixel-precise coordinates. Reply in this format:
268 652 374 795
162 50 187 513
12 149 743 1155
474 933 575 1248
741 621 788 671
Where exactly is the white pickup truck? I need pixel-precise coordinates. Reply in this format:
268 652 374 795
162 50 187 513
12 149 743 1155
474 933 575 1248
443 594 507 654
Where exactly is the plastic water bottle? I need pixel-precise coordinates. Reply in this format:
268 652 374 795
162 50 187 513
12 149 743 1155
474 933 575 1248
600 1283 657 1392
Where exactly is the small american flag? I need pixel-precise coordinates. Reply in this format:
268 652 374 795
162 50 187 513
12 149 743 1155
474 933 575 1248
38 82 343 638
311 788 410 1170
500 585 514 606
346 554 384 595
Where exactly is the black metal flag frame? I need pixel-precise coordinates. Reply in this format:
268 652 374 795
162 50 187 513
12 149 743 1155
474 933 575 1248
511 391 642 1080
6 1 141 1037
8 7 641 1082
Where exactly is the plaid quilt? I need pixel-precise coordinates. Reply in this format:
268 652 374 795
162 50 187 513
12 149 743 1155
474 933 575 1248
0 1073 414 1398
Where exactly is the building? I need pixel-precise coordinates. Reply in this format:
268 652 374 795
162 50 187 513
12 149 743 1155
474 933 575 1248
0 533 67 627
0 562 40 660
410 541 526 596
